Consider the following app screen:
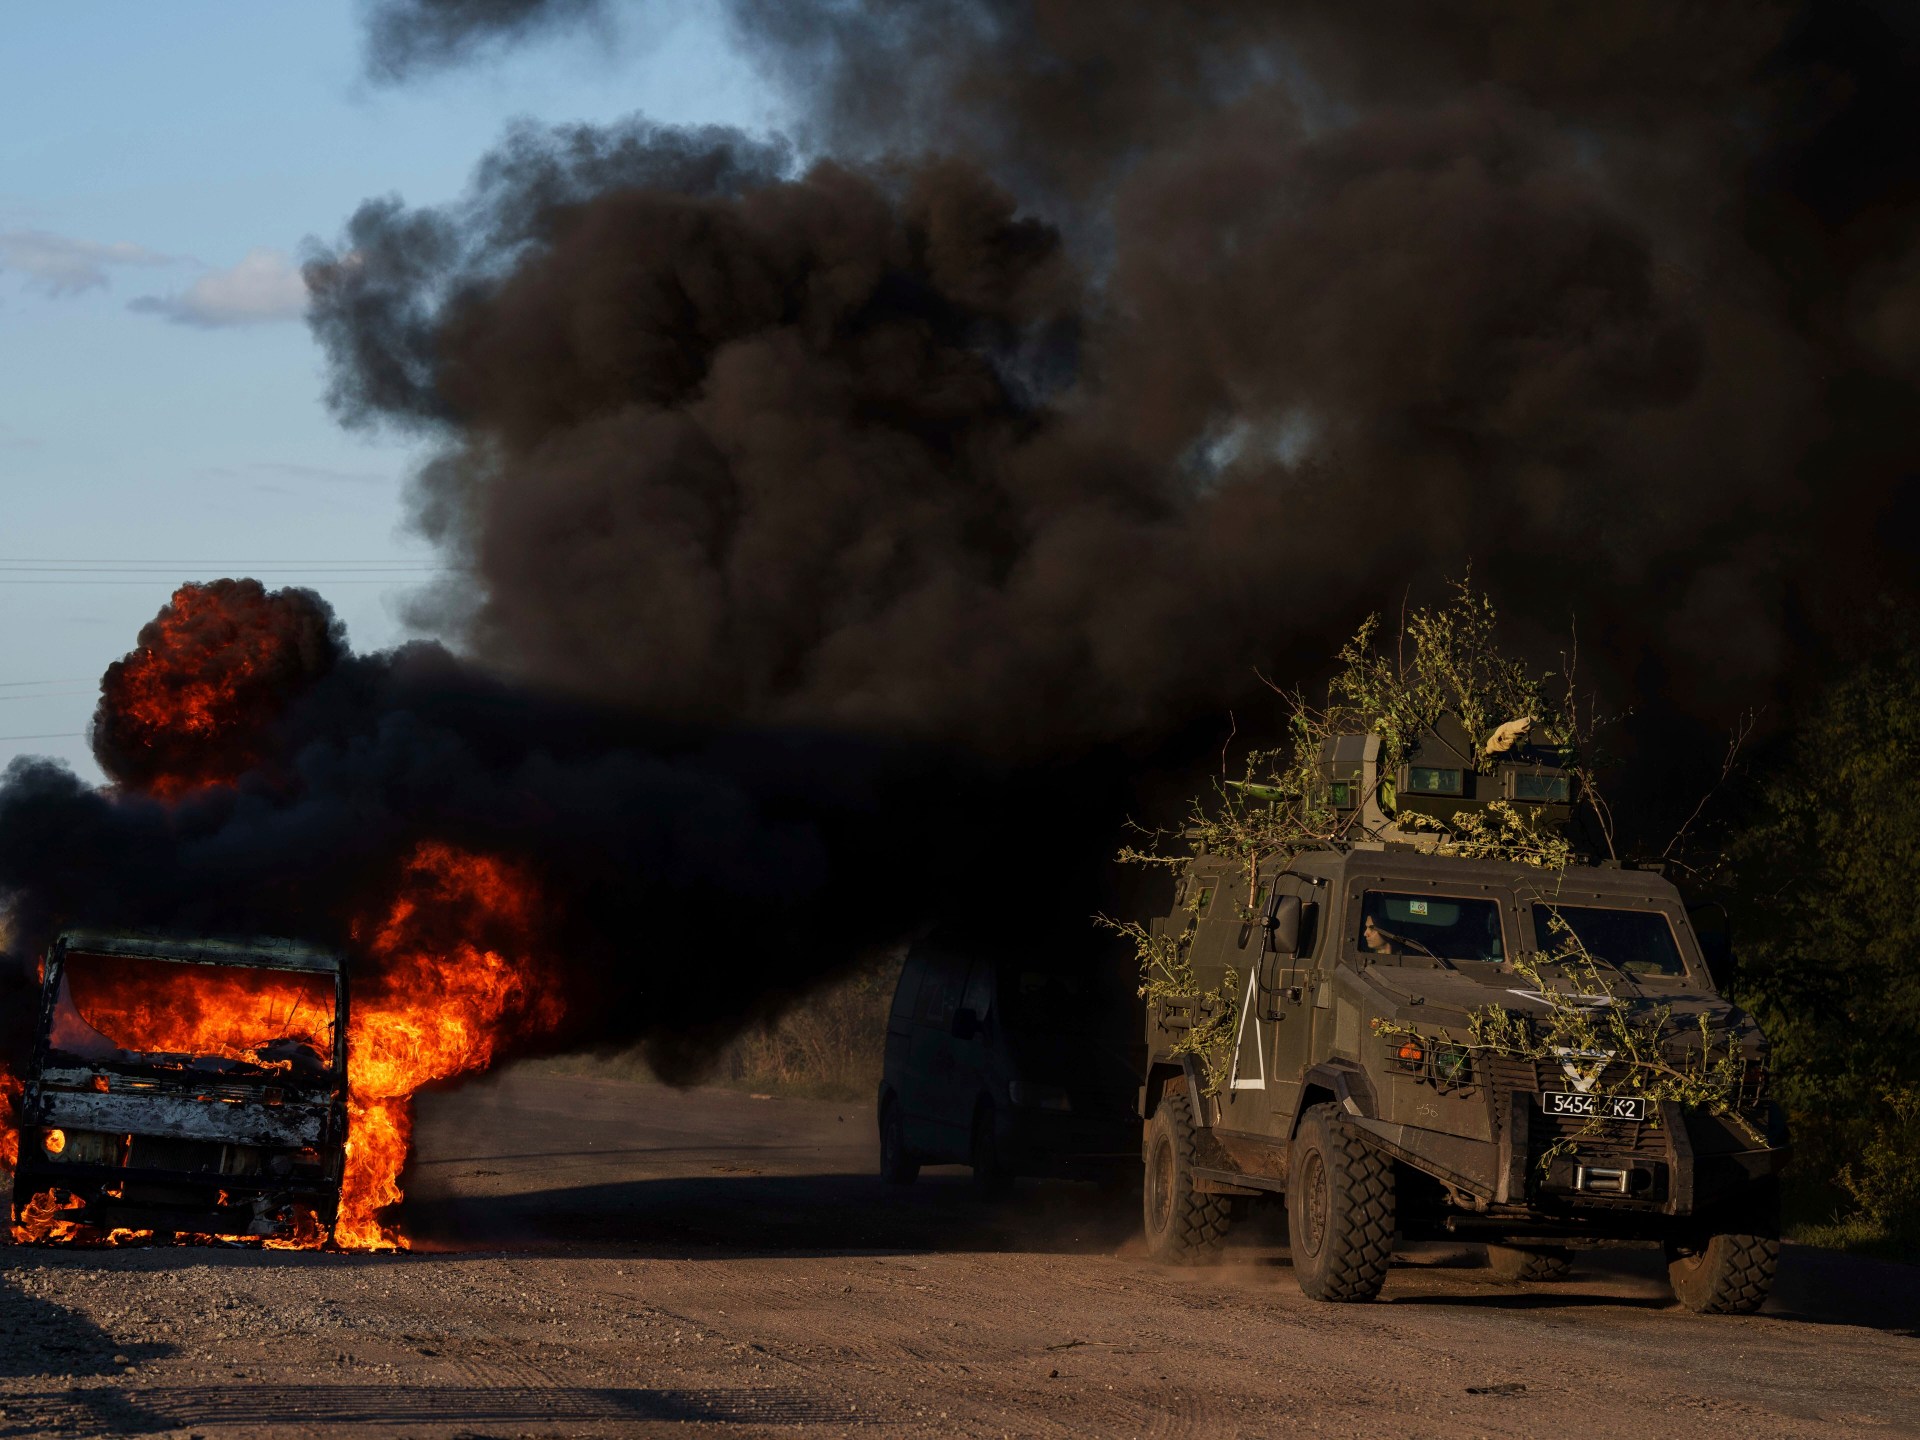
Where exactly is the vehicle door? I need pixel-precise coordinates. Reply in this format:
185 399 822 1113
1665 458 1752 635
1226 875 1320 1128
950 959 997 1128
906 949 970 1158
886 947 929 1121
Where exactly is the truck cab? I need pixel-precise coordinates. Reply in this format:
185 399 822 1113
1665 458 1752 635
11 931 349 1244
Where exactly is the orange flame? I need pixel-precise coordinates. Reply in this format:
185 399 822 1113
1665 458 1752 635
54 955 335 1072
94 579 337 795
1 845 559 1251
0 1063 19 1171
12 585 562 1251
336 841 563 1249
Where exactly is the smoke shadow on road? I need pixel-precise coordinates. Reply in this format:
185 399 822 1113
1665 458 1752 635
0 1382 854 1435
405 1169 1146 1260
0 1265 173 1379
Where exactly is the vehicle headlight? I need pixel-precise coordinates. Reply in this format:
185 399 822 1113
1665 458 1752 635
1008 1081 1072 1112
40 1128 120 1164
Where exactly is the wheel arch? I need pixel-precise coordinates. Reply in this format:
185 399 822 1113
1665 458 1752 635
1141 1056 1210 1124
1288 1062 1377 1137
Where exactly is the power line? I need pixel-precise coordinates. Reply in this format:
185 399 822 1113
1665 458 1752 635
0 557 450 564
0 572 451 579
0 679 87 688
0 733 83 743
0 692 92 702
0 579 438 586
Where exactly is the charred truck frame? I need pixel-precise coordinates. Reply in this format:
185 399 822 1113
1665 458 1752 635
1139 718 1787 1312
12 931 349 1243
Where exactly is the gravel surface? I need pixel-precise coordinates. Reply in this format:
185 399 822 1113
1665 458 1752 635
0 1069 1914 1438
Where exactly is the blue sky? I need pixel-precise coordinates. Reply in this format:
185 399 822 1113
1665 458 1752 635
0 3 778 781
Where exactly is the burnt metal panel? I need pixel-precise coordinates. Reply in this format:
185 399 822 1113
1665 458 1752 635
29 1090 327 1147
56 930 343 974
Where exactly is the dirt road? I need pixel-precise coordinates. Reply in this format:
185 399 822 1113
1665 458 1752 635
0 1069 1913 1438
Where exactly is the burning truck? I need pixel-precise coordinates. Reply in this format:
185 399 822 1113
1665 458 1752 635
10 931 348 1245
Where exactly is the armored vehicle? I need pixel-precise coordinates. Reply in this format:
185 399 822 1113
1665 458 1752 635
1138 720 1787 1312
12 931 349 1244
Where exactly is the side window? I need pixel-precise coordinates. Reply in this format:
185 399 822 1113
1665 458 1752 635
960 962 994 1023
1355 891 1507 963
890 951 929 1022
918 954 965 1030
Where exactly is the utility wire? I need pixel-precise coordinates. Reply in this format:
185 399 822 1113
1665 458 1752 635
0 572 449 579
0 733 83 743
0 679 88 688
0 556 449 564
0 579 437 586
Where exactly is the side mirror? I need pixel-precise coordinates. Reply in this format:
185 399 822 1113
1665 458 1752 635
1268 894 1302 955
951 1006 980 1041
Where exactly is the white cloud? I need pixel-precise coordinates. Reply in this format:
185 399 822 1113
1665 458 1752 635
128 248 309 328
0 229 180 296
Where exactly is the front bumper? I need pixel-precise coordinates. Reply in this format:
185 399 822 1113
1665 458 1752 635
1351 1094 1787 1229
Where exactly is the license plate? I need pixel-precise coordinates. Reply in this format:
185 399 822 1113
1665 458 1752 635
1541 1091 1648 1121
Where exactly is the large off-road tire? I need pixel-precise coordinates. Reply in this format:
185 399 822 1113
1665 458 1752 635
1287 1103 1395 1302
1484 1243 1573 1282
1666 1185 1780 1315
878 1097 919 1186
1142 1088 1234 1264
970 1104 1012 1198
1667 1232 1779 1314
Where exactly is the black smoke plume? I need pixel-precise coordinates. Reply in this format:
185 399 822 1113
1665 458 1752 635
1 584 1114 1079
11 0 1920 1084
343 0 1920 745
361 0 608 81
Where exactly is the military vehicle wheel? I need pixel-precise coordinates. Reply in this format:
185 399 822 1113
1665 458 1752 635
1142 1087 1232 1264
1484 1244 1573 1282
1666 1186 1780 1315
1667 1231 1779 1314
878 1097 919 1185
970 1104 1011 1198
1287 1103 1395 1302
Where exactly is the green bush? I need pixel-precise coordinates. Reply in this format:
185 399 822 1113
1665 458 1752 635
1841 1088 1920 1240
1732 645 1920 1248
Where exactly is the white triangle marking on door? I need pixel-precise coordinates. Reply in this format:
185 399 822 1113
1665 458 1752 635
1230 967 1265 1090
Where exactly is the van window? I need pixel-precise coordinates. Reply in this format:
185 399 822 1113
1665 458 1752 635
917 954 965 1029
960 963 994 1023
890 951 930 1022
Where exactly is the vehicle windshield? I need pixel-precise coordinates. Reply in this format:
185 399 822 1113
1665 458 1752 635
1530 905 1686 977
51 951 338 1076
1357 891 1507 963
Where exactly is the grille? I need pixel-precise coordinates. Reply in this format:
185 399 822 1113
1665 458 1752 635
1485 1057 1672 1163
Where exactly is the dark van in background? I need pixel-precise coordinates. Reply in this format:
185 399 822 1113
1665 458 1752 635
878 931 1141 1192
